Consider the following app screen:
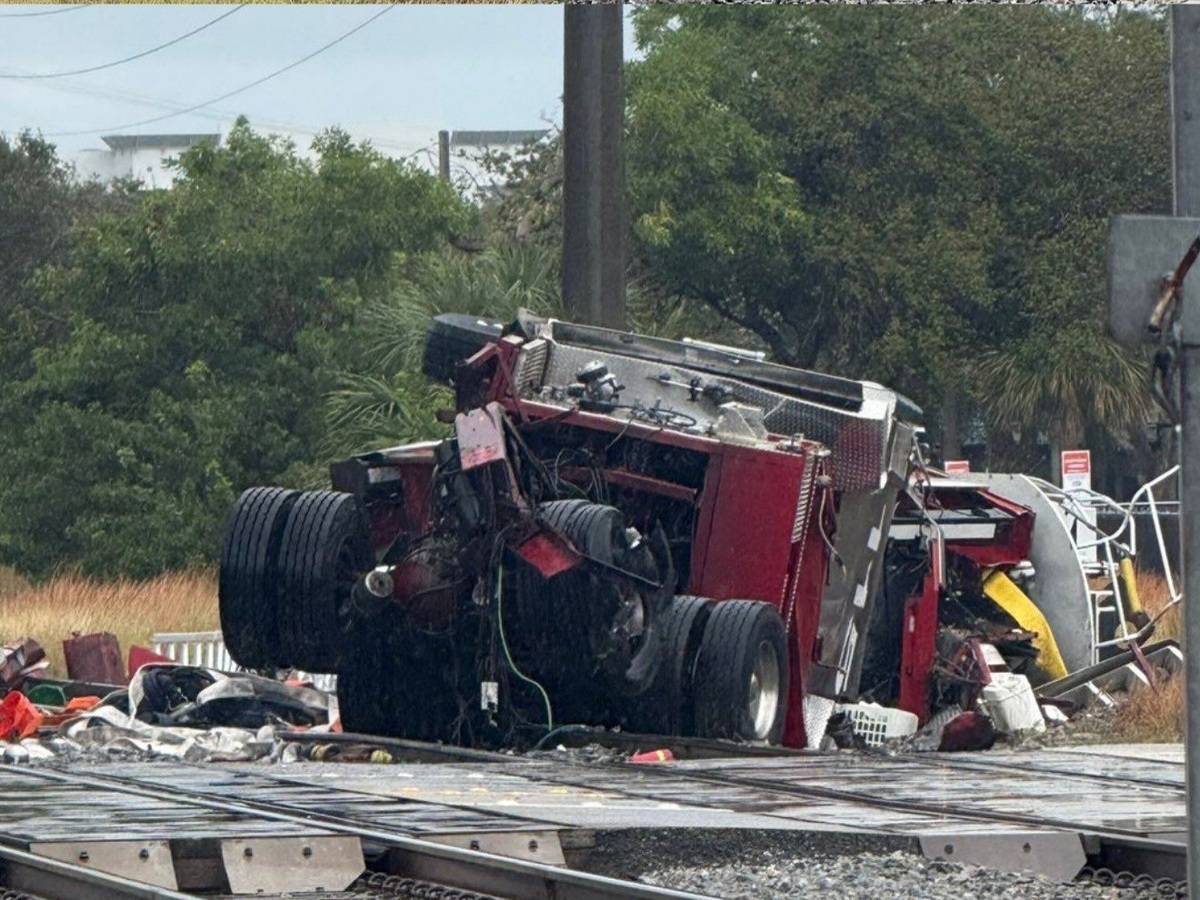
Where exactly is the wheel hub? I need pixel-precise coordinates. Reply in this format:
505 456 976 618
747 639 781 739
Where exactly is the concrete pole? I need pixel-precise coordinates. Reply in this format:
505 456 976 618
1173 4 1200 895
438 130 451 183
562 4 627 330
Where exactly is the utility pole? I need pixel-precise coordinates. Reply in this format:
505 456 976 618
438 130 451 183
562 4 627 330
1112 8 1200 895
1171 6 1200 895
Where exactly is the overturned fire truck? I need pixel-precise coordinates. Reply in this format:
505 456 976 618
219 313 1078 749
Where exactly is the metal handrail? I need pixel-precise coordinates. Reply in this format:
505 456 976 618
1029 467 1182 664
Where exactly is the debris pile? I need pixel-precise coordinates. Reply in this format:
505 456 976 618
0 631 336 764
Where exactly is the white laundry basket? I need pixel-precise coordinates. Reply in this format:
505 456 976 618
834 702 919 747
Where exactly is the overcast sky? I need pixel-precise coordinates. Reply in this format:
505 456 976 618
0 4 638 163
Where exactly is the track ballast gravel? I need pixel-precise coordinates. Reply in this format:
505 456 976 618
638 849 1160 900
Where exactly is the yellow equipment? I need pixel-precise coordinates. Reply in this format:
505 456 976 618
982 569 1069 681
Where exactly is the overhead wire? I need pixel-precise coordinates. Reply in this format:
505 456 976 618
47 4 397 138
9 70 438 157
0 6 245 79
0 5 86 17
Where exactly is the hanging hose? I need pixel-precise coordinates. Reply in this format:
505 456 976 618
494 566 554 731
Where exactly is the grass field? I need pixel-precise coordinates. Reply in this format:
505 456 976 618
0 567 218 679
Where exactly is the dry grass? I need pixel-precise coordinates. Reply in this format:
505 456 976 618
1110 569 1183 742
1135 569 1181 641
0 570 218 679
0 566 31 599
1113 675 1183 743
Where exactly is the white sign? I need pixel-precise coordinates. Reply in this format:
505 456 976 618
1061 450 1097 564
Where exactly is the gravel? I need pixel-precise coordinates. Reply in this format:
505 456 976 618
638 849 1169 900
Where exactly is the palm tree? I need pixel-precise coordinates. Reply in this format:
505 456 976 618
976 327 1149 482
322 243 562 457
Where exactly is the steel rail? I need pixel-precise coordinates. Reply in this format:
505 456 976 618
865 748 1184 794
0 764 709 900
0 842 200 900
536 725 1190 796
468 750 1182 844
285 730 1190 824
487 754 1186 880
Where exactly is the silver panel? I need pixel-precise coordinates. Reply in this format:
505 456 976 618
539 343 895 490
424 830 565 865
920 831 1086 883
29 840 177 890
220 836 364 895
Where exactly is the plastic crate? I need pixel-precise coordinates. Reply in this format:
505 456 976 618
834 702 918 747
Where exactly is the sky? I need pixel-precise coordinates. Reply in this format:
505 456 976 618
0 4 639 166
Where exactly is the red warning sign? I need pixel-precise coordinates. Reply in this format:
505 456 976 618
1061 450 1091 476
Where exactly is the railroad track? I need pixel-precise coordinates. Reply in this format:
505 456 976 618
2 737 1188 896
294 731 1187 886
225 732 1196 887
0 763 711 900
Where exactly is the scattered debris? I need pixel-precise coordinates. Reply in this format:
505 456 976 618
0 691 41 742
629 748 675 763
0 637 46 690
63 630 124 684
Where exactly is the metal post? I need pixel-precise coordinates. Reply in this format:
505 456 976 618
438 130 451 182
1172 5 1200 896
562 4 626 330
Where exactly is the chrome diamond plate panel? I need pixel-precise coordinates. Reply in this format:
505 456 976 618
538 343 893 491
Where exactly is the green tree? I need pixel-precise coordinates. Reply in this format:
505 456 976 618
626 6 1169 465
0 122 467 578
322 242 563 458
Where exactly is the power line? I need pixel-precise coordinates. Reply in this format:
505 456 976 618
9 67 435 158
0 5 86 18
0 6 245 80
47 5 396 138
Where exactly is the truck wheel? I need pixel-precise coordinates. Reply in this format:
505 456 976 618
537 499 624 562
218 487 299 669
692 600 789 743
277 491 374 673
627 595 711 735
423 313 505 385
537 500 668 695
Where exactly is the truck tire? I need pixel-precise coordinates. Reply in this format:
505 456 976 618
627 595 711 735
218 487 299 669
537 499 666 695
692 600 789 743
423 313 505 385
276 491 374 673
537 499 623 563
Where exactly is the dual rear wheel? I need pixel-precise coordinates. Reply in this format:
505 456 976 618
219 488 373 674
633 596 789 744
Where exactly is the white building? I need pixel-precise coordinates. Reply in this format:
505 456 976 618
72 127 551 192
75 133 220 188
446 128 551 196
